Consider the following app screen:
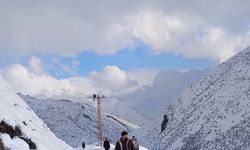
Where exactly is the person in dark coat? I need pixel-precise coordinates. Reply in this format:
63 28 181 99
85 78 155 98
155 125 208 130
82 142 85 150
103 137 111 150
115 131 135 150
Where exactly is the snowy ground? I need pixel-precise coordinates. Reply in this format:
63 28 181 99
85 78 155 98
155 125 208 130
75 143 148 150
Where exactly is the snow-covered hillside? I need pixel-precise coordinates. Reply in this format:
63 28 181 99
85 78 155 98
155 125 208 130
19 94 140 148
145 47 250 150
120 69 208 119
103 99 150 125
0 75 73 150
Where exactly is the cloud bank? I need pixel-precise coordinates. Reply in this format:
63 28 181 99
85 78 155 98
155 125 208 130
1 57 157 101
1 0 250 61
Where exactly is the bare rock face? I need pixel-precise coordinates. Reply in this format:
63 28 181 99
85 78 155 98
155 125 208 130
0 138 4 150
146 47 250 150
0 120 36 149
0 121 22 138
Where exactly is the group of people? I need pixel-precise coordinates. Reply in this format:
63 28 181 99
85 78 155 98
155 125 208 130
82 131 140 150
113 131 139 150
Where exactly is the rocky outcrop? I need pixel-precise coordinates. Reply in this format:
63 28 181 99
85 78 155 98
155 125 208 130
161 115 169 132
0 120 36 149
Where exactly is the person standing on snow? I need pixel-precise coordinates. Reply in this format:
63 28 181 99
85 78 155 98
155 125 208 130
103 137 111 150
82 141 85 150
115 131 135 150
131 136 139 150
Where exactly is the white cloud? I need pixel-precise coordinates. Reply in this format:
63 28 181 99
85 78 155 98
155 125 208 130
126 11 250 61
127 69 158 86
1 57 156 100
2 63 83 98
28 56 47 75
186 26 250 61
129 11 196 51
90 65 137 91
1 0 250 61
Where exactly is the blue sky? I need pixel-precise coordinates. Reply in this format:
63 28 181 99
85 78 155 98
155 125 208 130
65 49 214 78
16 44 216 79
75 49 215 74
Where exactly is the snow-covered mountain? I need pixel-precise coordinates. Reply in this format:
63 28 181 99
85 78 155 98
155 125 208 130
145 46 250 150
0 75 73 150
19 94 140 148
102 99 150 125
120 69 208 119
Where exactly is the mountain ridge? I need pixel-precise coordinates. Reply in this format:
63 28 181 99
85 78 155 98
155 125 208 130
144 46 250 150
19 93 139 148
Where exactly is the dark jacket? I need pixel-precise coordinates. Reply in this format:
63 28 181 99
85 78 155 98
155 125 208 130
103 140 110 150
82 142 85 149
115 138 135 150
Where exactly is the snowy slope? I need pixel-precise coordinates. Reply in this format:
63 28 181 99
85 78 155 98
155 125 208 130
0 75 73 150
19 94 140 148
146 46 250 150
75 143 148 150
74 143 148 150
121 69 208 119
105 114 140 129
103 100 149 125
